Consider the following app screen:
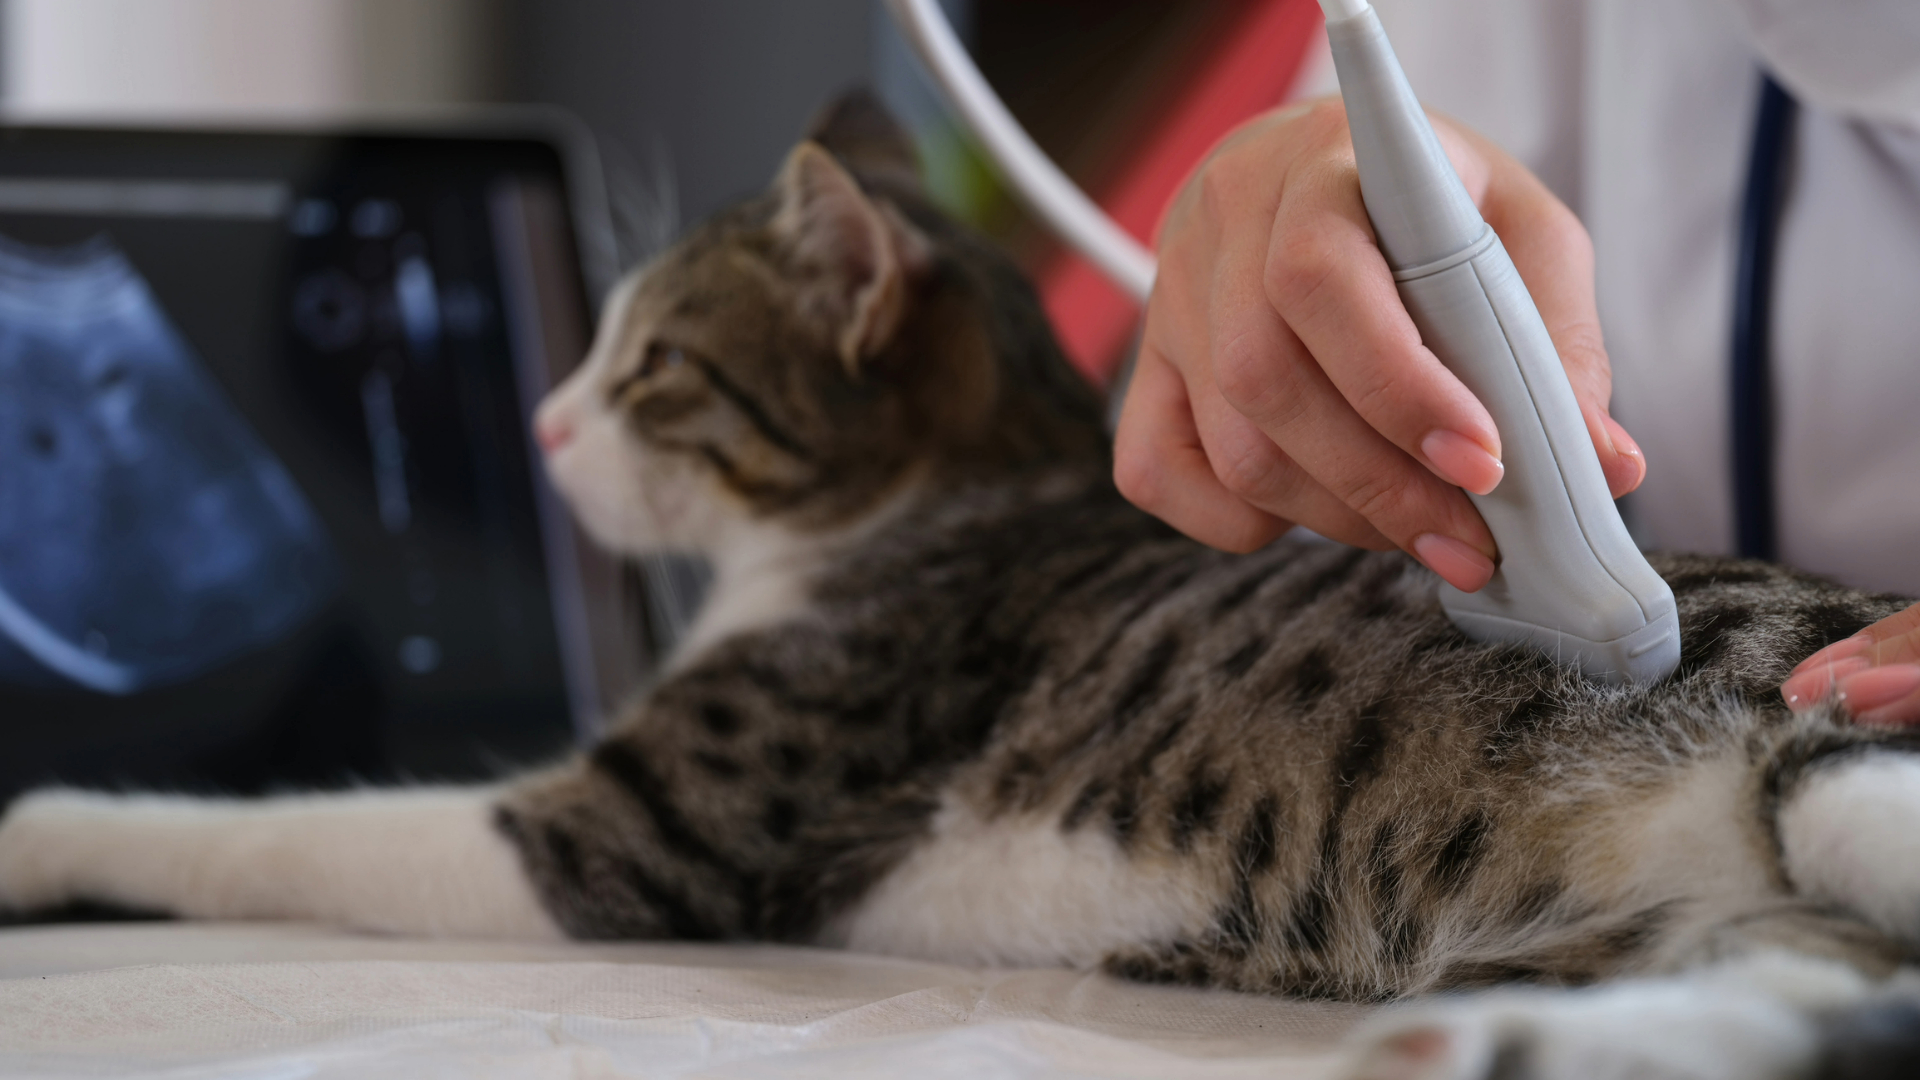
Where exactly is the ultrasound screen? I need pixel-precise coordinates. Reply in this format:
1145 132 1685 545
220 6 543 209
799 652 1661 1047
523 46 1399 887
0 128 602 799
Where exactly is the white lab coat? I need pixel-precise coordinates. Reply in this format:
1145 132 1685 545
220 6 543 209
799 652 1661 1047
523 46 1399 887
1300 0 1920 596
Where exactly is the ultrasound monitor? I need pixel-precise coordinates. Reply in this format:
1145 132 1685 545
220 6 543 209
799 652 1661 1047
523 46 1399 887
0 120 636 801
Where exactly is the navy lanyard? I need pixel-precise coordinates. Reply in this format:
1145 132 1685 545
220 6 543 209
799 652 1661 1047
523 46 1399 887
1730 74 1797 561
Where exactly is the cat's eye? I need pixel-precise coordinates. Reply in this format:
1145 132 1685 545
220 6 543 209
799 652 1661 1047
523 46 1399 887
640 343 687 378
610 343 689 401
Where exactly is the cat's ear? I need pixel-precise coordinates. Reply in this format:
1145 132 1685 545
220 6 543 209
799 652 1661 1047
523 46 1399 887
772 141 930 375
804 89 921 194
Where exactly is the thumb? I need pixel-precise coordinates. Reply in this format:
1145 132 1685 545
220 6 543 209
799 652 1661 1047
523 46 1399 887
1576 387 1647 500
1497 211 1644 498
1506 221 1643 499
1520 257 1644 499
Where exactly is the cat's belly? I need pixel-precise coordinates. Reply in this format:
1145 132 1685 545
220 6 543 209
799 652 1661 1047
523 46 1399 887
825 744 1789 980
823 794 1221 967
1573 749 1782 913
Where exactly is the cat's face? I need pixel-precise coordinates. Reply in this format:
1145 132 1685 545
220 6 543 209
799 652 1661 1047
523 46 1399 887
536 92 1108 560
533 143 938 556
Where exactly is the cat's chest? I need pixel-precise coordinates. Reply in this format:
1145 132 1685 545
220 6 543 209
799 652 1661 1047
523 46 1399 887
666 528 825 672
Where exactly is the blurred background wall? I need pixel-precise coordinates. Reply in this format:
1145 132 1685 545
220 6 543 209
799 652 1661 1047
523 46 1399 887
0 0 879 238
0 0 1323 378
3 0 511 116
508 1 874 228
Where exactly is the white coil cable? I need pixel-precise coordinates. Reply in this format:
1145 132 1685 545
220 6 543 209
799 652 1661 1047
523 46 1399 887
884 0 1157 302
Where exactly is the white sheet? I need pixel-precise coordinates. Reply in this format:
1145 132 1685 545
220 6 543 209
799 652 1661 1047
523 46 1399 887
0 923 1369 1079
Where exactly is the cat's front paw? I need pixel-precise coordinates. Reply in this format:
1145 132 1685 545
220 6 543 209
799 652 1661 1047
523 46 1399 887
0 789 117 914
1339 956 1879 1080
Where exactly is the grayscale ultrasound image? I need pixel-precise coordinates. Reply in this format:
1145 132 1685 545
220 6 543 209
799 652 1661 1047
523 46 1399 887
0 129 587 800
0 235 340 694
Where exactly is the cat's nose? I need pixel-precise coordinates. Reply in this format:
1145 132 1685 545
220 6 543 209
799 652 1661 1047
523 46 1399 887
534 408 574 454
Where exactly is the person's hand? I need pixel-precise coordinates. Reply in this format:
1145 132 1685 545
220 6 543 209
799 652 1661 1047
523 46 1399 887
1113 99 1647 590
1782 601 1920 725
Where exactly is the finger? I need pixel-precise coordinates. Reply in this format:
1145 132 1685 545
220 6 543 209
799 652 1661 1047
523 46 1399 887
1784 603 1920 722
1212 228 1496 586
1257 152 1506 495
1782 655 1874 712
1790 602 1920 676
1592 409 1647 498
1783 601 1920 714
1113 341 1291 554
1184 354 1391 551
1862 602 1920 666
1841 666 1920 727
1147 147 1393 554
1209 330 1496 584
1791 635 1874 680
1171 234 1387 549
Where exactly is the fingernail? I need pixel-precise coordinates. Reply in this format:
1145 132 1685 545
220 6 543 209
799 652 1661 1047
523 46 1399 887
1601 414 1646 493
1782 656 1874 710
1602 413 1641 460
1837 664 1920 714
1413 533 1496 593
1420 429 1503 496
1790 635 1872 677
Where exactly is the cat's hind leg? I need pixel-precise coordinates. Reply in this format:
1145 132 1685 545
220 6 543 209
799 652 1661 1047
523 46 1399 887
1342 951 1920 1080
1777 745 1920 946
0 786 560 938
1330 728 1920 1078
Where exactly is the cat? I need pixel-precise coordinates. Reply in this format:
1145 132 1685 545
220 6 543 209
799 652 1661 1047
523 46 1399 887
3 93 1919 1080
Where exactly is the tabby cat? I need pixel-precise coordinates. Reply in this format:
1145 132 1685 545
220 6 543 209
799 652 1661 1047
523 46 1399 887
4 95 1920 1080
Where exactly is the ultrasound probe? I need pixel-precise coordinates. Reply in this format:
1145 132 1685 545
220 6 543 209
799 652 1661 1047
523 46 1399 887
889 0 1681 684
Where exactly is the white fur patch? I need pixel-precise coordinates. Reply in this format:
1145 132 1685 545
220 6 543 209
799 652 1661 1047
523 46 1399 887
670 478 926 668
1779 752 1920 942
830 798 1217 968
1571 753 1776 914
0 787 561 939
536 272 732 556
539 375 726 558
667 522 823 668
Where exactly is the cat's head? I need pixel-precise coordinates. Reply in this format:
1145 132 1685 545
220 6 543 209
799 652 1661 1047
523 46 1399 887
534 92 1106 559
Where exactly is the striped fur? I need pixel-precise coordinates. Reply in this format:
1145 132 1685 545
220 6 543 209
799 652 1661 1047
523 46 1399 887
6 92 1920 1078
510 96 1920 1073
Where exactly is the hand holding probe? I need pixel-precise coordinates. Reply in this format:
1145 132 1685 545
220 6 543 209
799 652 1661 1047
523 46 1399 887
889 0 1680 683
1316 0 1677 683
